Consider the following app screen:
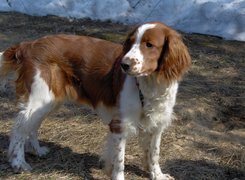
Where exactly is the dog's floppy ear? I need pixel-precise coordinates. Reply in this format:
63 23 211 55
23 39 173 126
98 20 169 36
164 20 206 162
157 29 191 83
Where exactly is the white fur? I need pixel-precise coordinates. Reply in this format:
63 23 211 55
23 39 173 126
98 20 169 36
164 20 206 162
137 75 177 179
101 76 142 179
105 73 177 179
8 69 56 171
120 76 142 134
123 24 156 74
96 102 127 179
111 133 126 180
138 75 178 132
96 103 117 124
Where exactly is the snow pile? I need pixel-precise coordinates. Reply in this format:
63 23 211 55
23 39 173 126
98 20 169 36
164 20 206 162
0 0 244 41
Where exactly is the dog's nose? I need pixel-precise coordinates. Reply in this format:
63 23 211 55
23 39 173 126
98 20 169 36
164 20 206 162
120 62 130 72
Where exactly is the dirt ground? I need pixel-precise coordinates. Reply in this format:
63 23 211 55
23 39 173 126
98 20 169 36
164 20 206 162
0 12 244 180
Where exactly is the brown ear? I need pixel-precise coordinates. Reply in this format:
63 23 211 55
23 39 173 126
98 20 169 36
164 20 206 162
158 30 191 83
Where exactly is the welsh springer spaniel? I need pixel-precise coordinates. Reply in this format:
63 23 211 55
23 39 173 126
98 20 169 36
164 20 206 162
0 22 191 180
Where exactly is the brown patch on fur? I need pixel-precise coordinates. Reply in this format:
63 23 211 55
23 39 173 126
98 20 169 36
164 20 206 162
109 119 122 134
1 35 126 107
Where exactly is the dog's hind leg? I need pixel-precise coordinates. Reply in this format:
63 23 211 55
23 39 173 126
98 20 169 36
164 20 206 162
8 70 57 172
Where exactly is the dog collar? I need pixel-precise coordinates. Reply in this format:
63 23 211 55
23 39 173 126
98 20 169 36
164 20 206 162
136 78 144 107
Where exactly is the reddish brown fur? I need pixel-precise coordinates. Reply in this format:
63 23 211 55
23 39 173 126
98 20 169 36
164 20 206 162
1 23 191 107
123 22 191 83
109 119 122 134
3 22 191 178
156 23 191 83
2 35 125 107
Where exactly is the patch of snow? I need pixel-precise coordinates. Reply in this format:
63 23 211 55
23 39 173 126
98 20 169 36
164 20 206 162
0 0 244 41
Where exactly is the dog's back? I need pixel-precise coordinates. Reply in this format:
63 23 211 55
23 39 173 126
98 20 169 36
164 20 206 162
0 35 124 105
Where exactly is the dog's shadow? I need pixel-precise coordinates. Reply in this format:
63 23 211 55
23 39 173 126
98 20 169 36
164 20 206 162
1 133 244 179
0 133 148 179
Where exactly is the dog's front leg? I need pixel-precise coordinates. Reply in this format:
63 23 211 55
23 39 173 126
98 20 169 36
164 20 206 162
139 128 174 180
111 132 126 180
102 119 126 180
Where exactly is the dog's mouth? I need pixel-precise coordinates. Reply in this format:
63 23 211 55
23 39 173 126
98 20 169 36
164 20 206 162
121 68 150 77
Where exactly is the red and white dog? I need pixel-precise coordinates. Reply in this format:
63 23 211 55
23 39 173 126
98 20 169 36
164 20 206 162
0 22 191 180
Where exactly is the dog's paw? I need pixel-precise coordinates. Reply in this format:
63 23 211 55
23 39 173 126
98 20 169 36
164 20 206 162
112 171 125 180
11 159 32 173
99 158 112 177
150 172 175 180
36 146 50 157
25 143 50 157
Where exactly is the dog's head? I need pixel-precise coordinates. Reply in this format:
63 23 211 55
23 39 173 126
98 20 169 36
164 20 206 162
121 22 191 83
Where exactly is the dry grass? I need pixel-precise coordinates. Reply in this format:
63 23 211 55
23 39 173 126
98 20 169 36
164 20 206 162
0 12 244 180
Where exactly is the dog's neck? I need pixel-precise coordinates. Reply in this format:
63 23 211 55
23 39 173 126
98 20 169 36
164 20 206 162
136 74 168 100
136 74 179 106
135 73 179 131
135 78 144 107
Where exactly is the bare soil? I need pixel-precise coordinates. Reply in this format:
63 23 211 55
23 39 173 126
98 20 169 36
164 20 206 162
0 12 244 180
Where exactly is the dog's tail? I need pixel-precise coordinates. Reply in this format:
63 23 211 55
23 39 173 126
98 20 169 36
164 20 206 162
0 45 22 91
0 45 22 78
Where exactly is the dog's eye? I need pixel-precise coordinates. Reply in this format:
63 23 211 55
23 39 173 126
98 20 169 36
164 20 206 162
146 42 153 48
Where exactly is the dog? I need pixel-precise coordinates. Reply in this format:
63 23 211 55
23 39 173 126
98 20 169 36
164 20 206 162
0 22 191 180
